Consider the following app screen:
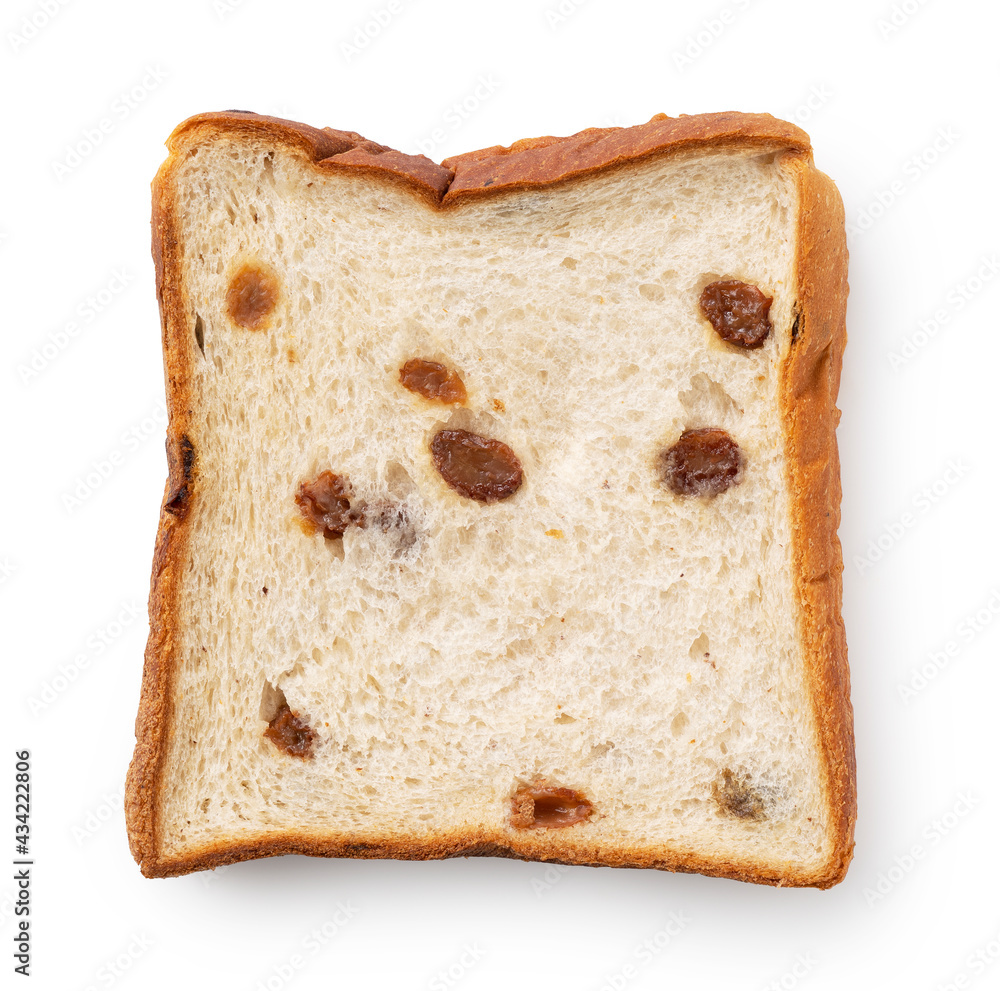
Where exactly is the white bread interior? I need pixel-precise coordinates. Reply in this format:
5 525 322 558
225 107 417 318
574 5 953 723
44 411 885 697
158 136 832 877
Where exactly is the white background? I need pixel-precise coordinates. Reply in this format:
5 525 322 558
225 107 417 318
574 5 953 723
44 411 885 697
2 0 998 988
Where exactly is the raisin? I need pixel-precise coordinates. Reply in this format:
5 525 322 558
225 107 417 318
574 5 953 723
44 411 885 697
226 263 279 329
713 769 766 821
659 428 743 497
699 280 773 349
510 784 593 829
399 358 468 405
264 703 315 759
430 429 522 503
366 499 417 552
295 471 365 538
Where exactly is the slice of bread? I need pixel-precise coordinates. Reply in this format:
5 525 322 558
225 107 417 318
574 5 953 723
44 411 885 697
125 110 854 886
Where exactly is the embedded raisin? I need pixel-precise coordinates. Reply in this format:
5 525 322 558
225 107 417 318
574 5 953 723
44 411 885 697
400 358 467 405
295 471 365 538
510 784 592 829
699 280 772 348
366 499 417 552
713 769 766 821
430 429 522 503
264 703 315 759
226 263 279 329
659 428 743 497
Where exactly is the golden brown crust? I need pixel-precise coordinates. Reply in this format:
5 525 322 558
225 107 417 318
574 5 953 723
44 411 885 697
780 155 856 886
124 140 198 872
441 111 808 203
158 109 808 209
126 110 853 885
129 828 836 885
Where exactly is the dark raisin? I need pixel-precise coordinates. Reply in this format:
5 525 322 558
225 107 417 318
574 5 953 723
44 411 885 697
713 769 766 821
430 429 522 503
400 358 467 405
659 428 743 497
264 703 315 759
295 471 365 538
226 263 279 329
700 280 773 349
510 784 592 829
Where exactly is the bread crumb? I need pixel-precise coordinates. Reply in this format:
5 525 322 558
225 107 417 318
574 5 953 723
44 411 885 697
545 528 564 538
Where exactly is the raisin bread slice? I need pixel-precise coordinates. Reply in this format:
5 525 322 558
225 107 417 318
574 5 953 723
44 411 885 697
126 111 853 886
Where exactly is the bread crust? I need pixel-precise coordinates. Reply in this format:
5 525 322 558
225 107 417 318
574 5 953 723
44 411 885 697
125 110 853 885
780 156 855 885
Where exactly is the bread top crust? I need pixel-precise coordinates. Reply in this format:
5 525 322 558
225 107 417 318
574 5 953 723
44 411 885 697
127 110 852 885
167 110 811 207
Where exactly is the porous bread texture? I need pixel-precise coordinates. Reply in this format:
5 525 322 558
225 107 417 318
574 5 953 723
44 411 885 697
154 134 834 880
